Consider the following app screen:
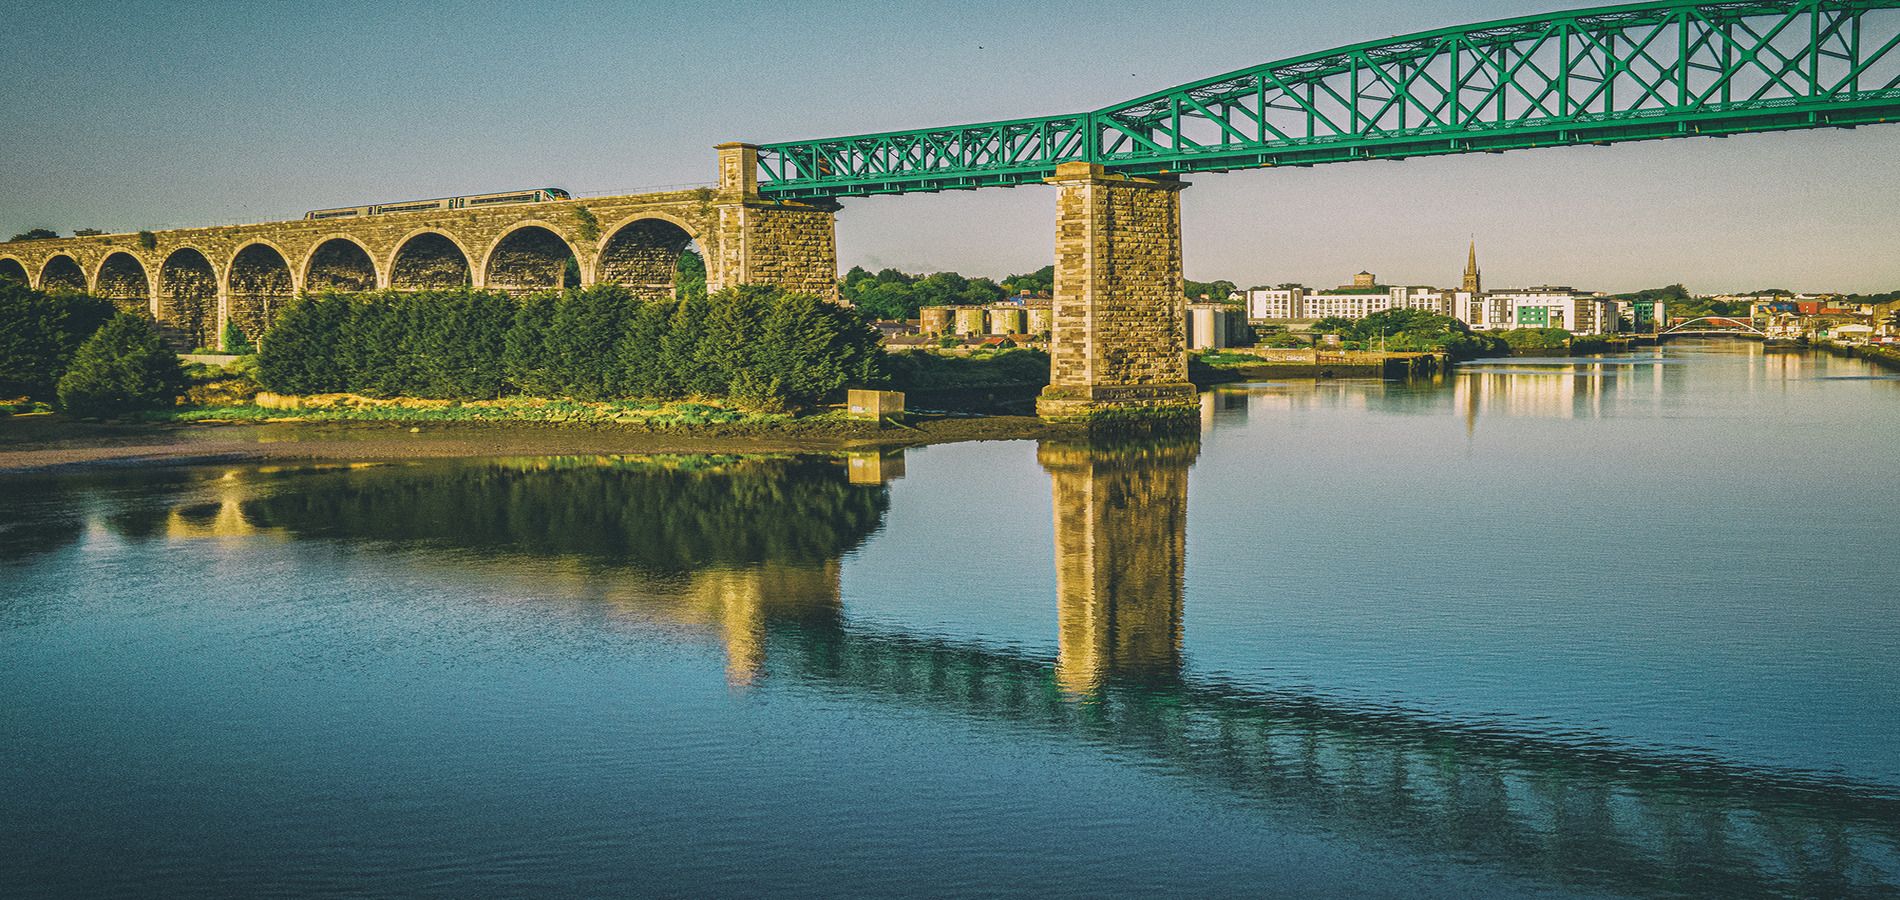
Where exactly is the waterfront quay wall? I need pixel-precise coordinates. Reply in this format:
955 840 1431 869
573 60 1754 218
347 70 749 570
1817 340 1900 372
1200 348 1446 380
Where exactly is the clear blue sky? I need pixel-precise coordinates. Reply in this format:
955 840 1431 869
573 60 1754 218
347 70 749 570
4 0 1897 293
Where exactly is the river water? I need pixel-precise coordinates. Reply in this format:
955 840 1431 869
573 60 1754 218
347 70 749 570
4 342 1898 898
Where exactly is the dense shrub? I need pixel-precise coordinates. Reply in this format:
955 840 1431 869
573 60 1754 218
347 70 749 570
256 293 354 394
883 348 1052 391
1495 327 1574 351
0 282 117 401
56 314 186 416
1311 308 1506 359
221 320 255 355
256 285 883 410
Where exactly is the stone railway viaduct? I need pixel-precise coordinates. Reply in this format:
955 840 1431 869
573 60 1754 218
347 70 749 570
0 145 837 349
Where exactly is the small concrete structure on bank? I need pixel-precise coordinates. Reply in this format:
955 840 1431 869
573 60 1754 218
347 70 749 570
846 389 906 421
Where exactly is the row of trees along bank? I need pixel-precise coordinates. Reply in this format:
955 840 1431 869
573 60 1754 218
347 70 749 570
256 285 882 411
0 282 184 416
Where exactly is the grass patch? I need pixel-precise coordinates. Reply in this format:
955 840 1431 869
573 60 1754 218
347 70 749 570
1 398 54 416
144 395 795 429
884 348 1051 391
1195 351 1267 367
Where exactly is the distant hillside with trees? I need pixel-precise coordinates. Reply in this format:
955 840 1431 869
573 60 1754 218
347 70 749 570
840 262 1239 319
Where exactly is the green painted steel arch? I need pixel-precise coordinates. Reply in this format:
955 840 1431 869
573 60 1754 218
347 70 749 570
757 0 1900 198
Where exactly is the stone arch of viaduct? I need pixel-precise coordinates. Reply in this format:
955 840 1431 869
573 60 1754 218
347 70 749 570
0 145 838 349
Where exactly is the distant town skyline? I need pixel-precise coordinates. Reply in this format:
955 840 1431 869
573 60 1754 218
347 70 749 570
5 0 1898 294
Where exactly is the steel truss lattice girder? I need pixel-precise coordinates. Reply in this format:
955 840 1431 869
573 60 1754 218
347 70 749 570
755 0 1900 199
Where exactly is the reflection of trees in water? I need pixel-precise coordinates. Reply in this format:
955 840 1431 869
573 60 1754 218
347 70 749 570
0 480 86 563
0 469 211 563
239 456 890 574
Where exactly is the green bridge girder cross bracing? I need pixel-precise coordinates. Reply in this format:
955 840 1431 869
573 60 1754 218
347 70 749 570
755 0 1900 199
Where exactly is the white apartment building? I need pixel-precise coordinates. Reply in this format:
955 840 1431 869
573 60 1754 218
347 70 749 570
1457 286 1620 335
1241 279 1452 321
1453 290 1515 329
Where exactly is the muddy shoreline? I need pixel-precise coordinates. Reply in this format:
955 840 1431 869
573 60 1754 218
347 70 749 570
0 414 1085 475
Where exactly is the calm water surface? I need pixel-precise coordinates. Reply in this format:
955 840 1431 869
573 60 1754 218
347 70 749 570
4 342 1899 898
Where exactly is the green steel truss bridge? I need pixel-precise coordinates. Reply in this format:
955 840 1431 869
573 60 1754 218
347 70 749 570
756 0 1900 199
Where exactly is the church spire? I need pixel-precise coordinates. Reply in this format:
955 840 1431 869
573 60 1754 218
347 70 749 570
1462 238 1481 294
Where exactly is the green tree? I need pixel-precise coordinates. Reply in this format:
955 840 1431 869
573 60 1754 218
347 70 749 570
549 285 636 399
257 294 353 394
697 284 773 396
1001 265 1055 295
503 292 559 396
840 266 1008 319
675 248 707 301
416 289 513 398
748 289 883 409
56 313 186 416
9 228 58 242
1495 327 1574 351
614 298 675 397
1186 279 1237 301
1312 308 1503 358
339 293 422 397
221 320 255 355
660 293 711 396
0 282 116 400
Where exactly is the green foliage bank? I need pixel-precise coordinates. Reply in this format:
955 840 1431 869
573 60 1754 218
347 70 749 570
57 314 187 417
258 285 882 411
0 282 117 401
1309 309 1506 358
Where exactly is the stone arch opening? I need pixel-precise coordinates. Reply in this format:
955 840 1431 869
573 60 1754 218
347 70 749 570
39 255 86 292
228 243 294 342
0 258 27 284
95 252 152 315
390 232 471 290
228 243 294 341
305 237 378 293
159 248 218 350
484 225 577 294
598 218 701 301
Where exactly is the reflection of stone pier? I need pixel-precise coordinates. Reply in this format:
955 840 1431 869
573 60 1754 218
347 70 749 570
1037 438 1199 694
684 562 843 687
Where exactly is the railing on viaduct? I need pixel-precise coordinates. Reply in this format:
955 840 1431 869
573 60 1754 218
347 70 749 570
756 0 1900 199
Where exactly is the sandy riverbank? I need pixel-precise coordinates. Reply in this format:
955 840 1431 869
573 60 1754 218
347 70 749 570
0 414 1082 475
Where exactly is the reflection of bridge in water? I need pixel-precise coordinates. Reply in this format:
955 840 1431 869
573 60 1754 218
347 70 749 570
777 440 1899 898
51 448 1900 897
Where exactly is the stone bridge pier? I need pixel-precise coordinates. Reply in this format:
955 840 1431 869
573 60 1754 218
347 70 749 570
1035 162 1198 424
